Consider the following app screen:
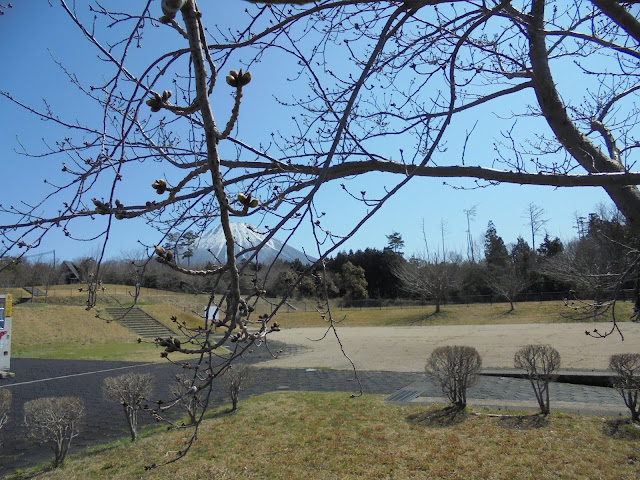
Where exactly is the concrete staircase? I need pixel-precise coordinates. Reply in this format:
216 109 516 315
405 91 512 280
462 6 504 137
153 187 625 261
105 307 178 339
23 287 46 297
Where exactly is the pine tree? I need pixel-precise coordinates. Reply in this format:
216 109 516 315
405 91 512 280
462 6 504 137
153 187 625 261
484 221 509 268
386 232 405 255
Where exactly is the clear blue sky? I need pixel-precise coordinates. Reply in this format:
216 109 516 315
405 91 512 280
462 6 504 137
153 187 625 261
0 1 613 264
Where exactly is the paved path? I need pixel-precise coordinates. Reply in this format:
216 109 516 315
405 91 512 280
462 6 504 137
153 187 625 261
0 356 420 476
0 321 635 476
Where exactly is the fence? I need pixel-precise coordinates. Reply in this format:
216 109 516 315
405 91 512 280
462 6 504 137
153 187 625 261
8 285 636 313
336 289 636 310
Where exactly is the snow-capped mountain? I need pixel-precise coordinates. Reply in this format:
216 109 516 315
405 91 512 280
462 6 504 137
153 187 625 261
187 223 314 266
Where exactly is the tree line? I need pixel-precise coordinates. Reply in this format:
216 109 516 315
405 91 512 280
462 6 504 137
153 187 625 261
3 206 636 314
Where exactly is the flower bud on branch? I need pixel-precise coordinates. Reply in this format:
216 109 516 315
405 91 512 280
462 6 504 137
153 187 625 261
160 0 186 21
151 179 171 195
220 69 252 139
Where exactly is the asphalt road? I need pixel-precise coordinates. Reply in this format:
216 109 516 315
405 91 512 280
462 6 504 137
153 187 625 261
0 330 630 477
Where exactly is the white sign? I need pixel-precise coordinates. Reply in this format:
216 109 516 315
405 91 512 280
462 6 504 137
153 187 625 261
0 294 12 374
204 305 219 321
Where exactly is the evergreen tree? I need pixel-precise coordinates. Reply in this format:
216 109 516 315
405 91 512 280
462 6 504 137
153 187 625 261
537 234 564 257
535 234 569 296
335 261 368 299
182 249 194 267
484 221 509 268
386 232 405 255
511 237 534 278
327 248 404 298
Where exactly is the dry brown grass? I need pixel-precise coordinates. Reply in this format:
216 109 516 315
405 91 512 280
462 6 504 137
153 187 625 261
12 304 133 346
10 300 224 362
139 305 205 331
10 285 633 362
19 284 635 328
43 284 180 298
22 392 640 480
274 299 635 328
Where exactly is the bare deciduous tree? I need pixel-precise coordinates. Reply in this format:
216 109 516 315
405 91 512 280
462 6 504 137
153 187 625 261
23 396 85 468
1 0 640 461
103 373 155 441
542 209 639 324
486 266 530 312
171 373 208 426
609 353 640 423
223 364 254 412
425 345 482 410
464 205 478 263
523 204 548 252
394 257 460 314
514 344 561 416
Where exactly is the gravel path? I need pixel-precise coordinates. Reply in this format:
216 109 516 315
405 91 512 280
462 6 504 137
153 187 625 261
264 322 640 371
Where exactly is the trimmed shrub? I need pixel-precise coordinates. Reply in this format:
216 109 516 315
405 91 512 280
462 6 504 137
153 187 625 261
0 389 10 432
425 345 482 409
171 373 207 425
514 344 561 415
609 353 640 422
23 396 85 468
223 364 254 411
103 373 154 441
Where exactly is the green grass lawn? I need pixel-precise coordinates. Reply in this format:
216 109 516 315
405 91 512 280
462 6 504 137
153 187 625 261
13 392 640 480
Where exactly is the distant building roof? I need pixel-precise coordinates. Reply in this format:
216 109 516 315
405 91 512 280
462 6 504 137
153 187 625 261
61 260 81 283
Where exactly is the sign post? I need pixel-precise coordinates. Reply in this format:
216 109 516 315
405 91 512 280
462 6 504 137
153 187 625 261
0 294 13 378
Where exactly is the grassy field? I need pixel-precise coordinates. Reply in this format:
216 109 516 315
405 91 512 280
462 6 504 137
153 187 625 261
10 302 208 362
7 284 634 361
275 299 635 327
12 283 635 326
13 391 640 480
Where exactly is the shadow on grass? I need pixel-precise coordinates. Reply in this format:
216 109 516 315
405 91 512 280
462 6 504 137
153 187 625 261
495 309 517 318
558 303 613 323
496 414 548 430
602 418 640 440
406 405 467 428
395 311 446 326
195 405 239 422
5 462 56 480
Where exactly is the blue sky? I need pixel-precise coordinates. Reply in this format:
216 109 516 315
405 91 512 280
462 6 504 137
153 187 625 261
0 1 614 264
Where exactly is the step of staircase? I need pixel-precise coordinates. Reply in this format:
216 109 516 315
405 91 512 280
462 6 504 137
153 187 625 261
105 307 179 339
23 287 46 297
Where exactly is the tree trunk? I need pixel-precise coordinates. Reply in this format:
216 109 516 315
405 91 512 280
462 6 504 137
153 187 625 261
126 405 138 442
528 0 640 233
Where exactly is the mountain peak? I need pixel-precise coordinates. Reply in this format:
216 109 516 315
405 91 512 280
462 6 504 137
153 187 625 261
187 223 313 265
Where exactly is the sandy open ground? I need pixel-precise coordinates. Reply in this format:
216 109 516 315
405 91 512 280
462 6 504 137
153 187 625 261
260 322 640 372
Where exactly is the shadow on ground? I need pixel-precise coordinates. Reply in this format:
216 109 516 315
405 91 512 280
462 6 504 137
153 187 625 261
406 405 467 427
496 414 548 430
394 311 447 326
602 418 640 440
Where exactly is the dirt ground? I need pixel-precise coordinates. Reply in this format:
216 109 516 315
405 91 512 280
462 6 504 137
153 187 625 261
259 322 640 372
